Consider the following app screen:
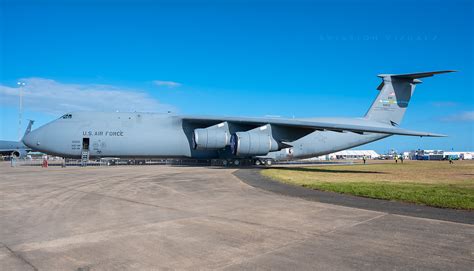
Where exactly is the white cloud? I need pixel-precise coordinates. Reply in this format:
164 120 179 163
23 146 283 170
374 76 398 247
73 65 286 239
152 80 182 88
441 111 474 122
0 78 176 115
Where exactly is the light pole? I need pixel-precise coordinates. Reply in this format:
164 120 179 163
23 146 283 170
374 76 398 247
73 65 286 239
17 82 26 140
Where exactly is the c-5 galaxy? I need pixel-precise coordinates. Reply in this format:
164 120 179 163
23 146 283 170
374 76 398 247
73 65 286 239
23 71 453 166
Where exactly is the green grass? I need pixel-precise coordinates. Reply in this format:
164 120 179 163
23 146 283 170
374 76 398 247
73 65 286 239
262 161 474 210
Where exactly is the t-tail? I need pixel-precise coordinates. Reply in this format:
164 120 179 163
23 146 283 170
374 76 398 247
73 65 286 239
365 70 456 125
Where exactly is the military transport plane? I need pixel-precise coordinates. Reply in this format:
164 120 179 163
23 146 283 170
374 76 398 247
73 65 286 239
22 71 453 166
0 120 34 158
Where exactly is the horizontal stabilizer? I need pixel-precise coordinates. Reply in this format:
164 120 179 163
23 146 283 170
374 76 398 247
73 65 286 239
378 70 456 80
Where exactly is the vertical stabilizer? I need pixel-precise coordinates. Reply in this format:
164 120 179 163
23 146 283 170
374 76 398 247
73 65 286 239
22 120 34 139
365 71 455 125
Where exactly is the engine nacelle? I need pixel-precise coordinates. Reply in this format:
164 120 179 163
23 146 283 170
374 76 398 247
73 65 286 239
193 122 230 150
230 125 279 156
11 149 28 159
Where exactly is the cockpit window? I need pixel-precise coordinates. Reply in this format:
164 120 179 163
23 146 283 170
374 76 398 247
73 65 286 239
61 114 72 119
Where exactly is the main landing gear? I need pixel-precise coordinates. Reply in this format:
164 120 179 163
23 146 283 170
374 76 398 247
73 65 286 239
254 159 273 167
219 159 274 167
221 159 242 167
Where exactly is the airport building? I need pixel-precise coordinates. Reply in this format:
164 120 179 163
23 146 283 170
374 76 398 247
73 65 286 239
408 150 473 160
306 150 380 161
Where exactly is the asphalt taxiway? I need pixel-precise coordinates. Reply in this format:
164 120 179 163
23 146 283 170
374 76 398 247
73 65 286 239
1 163 473 270
235 169 474 224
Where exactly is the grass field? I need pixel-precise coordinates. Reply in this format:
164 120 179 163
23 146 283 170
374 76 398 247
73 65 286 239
261 160 474 209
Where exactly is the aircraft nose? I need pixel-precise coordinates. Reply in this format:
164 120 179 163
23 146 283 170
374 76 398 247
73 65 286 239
22 129 42 149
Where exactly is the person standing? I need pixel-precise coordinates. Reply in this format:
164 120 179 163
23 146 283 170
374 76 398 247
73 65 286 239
42 156 48 168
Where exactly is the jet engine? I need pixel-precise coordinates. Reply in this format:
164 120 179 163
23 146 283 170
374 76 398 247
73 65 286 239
193 122 230 150
11 149 27 159
230 125 279 156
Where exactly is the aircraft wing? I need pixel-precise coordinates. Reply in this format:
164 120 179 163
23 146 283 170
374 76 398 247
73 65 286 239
181 116 446 137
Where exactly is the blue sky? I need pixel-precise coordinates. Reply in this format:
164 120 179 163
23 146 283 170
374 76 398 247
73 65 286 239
1 0 473 152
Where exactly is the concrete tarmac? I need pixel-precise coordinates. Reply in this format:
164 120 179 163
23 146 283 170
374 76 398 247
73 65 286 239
1 163 473 270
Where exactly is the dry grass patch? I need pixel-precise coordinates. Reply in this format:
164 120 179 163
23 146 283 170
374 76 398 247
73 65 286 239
262 161 474 209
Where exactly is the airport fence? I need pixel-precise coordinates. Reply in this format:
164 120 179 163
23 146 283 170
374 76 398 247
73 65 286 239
10 158 237 167
9 157 354 168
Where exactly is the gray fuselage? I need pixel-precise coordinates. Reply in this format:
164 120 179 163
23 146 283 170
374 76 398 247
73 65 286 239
23 112 388 160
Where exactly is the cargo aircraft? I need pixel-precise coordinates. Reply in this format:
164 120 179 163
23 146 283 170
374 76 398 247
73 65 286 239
22 71 454 166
